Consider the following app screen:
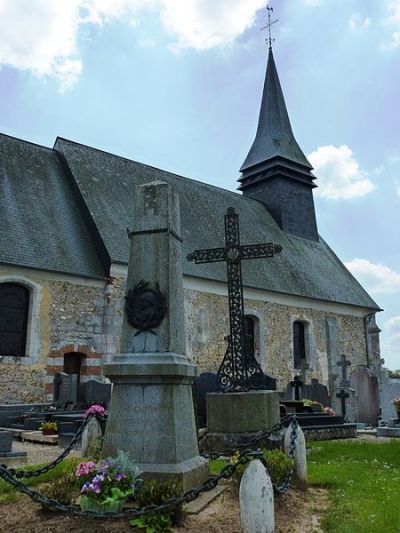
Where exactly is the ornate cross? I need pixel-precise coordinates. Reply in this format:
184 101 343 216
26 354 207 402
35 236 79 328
337 353 351 388
187 207 282 392
261 5 278 48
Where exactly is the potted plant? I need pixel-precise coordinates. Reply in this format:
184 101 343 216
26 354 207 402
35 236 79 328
76 451 140 513
392 397 400 421
39 421 58 435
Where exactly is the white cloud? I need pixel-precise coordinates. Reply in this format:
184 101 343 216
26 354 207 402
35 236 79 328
382 0 400 49
344 258 400 295
348 13 371 31
161 0 265 51
308 145 375 200
0 0 265 89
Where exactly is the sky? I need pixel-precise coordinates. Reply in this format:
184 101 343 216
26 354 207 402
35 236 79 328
0 0 399 369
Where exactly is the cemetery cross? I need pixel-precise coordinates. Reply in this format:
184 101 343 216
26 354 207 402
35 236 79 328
187 207 282 392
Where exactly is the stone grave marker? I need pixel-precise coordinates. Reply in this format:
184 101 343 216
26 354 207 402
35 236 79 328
81 417 103 457
192 372 218 428
103 181 208 489
302 378 329 406
350 366 380 426
0 430 27 465
284 421 307 492
53 372 78 406
240 459 274 533
77 379 111 407
380 374 400 421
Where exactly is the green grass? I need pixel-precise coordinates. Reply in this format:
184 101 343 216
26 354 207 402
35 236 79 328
308 440 400 532
0 460 72 503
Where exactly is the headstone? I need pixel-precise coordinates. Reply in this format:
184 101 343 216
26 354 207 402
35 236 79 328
102 181 208 490
0 431 12 453
350 366 380 426
332 387 356 422
240 459 274 533
380 374 400 421
192 372 218 428
77 380 112 407
53 372 78 406
302 379 330 406
288 375 303 401
284 420 307 492
81 417 103 457
260 373 277 391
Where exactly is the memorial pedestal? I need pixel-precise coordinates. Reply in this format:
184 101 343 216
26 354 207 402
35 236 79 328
103 354 208 491
200 390 281 453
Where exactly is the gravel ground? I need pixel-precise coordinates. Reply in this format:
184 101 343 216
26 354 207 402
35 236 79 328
12 440 78 466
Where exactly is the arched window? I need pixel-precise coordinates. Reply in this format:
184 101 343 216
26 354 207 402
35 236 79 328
293 320 306 369
0 283 29 356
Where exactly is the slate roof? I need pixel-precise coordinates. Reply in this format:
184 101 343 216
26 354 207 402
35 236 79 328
240 48 313 174
0 134 105 279
49 137 379 310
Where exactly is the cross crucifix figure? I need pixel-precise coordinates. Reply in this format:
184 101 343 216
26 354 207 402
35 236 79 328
187 207 282 392
337 353 351 388
261 5 278 49
336 389 349 417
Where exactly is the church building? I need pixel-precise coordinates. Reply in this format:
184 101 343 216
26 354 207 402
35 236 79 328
0 46 382 423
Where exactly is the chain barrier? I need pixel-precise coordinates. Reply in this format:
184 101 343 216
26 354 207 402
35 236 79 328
0 414 99 478
0 413 298 519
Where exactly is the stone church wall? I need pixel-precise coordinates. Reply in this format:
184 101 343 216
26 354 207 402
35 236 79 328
0 266 107 403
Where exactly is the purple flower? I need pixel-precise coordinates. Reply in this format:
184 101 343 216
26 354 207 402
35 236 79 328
115 473 126 481
76 461 97 477
84 404 108 418
80 481 91 494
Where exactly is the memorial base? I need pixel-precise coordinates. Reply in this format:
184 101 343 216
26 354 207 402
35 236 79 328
102 354 208 491
202 390 280 453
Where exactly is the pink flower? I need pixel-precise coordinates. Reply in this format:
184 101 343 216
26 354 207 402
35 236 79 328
76 461 97 477
84 404 108 418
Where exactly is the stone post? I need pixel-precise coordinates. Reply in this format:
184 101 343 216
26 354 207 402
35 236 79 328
240 460 274 533
102 181 208 490
284 420 307 492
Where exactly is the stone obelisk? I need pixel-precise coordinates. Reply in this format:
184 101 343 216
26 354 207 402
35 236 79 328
102 181 208 489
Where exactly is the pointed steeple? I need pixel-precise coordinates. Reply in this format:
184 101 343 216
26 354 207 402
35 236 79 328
238 47 319 242
240 48 313 173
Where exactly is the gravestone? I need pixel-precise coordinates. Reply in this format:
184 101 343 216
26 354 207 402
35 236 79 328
240 460 274 533
81 417 103 457
0 431 12 453
287 375 303 401
0 430 27 465
77 380 111 407
192 372 218 428
53 372 78 406
380 372 400 421
350 366 380 426
302 379 329 406
102 181 208 489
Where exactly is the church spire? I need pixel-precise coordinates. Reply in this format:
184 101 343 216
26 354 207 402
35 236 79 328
239 47 313 173
238 39 319 241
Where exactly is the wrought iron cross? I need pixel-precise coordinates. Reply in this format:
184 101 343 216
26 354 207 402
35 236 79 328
337 353 351 388
261 5 278 48
187 207 282 392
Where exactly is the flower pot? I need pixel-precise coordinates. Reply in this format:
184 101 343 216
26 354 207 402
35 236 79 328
79 495 125 513
42 429 58 436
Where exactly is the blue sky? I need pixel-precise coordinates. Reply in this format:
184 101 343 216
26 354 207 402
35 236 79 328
0 0 399 368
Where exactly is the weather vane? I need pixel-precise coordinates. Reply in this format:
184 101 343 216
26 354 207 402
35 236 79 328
261 5 278 48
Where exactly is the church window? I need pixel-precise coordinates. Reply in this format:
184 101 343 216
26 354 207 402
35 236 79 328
0 283 29 356
293 320 307 369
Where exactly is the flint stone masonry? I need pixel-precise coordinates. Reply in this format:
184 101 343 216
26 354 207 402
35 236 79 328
240 459 274 533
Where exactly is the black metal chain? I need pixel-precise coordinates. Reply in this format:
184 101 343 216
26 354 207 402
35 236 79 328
0 414 101 478
0 414 299 519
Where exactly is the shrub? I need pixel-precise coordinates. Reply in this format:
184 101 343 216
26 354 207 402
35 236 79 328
40 456 83 510
134 479 184 526
230 448 293 487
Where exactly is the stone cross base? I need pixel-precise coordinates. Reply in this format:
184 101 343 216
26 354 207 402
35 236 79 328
102 354 208 491
201 391 280 453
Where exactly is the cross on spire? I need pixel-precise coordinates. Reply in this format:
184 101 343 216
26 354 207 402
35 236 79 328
261 5 278 49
